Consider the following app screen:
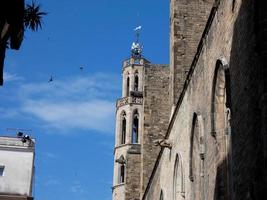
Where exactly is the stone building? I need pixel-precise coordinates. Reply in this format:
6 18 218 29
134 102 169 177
0 136 35 200
112 0 267 199
112 34 170 200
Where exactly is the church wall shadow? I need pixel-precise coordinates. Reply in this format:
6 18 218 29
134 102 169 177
216 0 267 199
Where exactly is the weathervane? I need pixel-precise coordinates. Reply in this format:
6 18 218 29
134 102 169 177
131 25 143 58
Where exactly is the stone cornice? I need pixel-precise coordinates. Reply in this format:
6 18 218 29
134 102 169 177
116 96 143 108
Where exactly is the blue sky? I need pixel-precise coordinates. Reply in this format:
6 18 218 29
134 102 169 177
0 0 169 199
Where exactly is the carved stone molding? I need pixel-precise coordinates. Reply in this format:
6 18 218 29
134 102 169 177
116 96 143 108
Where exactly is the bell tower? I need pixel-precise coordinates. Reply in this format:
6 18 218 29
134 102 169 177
112 26 171 200
112 26 147 200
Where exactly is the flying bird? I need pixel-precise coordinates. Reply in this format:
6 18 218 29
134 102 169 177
80 66 84 71
48 75 53 82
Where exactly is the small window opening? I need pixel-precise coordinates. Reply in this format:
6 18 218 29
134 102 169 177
121 113 126 144
134 59 140 64
134 75 139 91
132 110 139 143
0 166 5 176
119 164 125 183
160 190 164 200
126 77 130 96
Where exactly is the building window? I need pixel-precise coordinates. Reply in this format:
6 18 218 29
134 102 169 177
160 190 164 200
134 72 139 91
211 60 231 199
134 59 140 64
132 110 139 143
126 77 130 96
189 114 205 200
0 166 5 176
173 154 185 200
121 112 126 144
119 164 125 183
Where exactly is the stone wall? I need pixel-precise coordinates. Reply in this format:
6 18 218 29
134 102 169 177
140 64 170 197
125 146 141 200
142 0 267 199
169 0 213 108
113 58 146 200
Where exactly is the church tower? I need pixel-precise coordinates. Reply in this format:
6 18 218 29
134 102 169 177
112 27 171 200
112 27 146 200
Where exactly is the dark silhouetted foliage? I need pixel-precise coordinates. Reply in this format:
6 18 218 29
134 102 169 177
24 1 47 31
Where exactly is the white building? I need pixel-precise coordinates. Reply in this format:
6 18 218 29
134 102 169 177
0 136 35 200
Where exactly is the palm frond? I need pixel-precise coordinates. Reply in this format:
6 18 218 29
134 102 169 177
24 1 47 31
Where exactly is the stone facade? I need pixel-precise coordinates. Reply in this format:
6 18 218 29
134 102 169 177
112 58 170 200
142 0 267 199
112 0 267 199
140 64 170 197
169 0 214 109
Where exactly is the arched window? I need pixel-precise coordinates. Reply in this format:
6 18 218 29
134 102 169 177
211 59 231 200
134 71 139 91
189 114 204 200
121 111 126 144
160 190 164 200
132 110 139 143
119 164 125 183
126 76 130 96
211 60 231 137
173 154 185 200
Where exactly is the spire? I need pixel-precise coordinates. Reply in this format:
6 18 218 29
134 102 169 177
131 26 143 58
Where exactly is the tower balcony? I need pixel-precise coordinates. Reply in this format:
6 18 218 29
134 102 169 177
122 57 150 69
116 95 143 108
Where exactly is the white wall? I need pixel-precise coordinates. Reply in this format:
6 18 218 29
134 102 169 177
0 138 34 196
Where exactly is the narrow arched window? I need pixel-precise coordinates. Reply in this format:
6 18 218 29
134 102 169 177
132 110 139 143
160 190 164 200
191 116 200 199
119 164 125 183
126 76 130 96
121 112 126 144
134 72 139 91
173 154 185 200
211 60 231 200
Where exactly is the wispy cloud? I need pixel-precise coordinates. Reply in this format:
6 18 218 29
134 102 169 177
0 107 20 118
0 73 120 134
44 177 61 186
22 99 114 132
3 72 24 82
70 181 85 194
42 152 58 159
